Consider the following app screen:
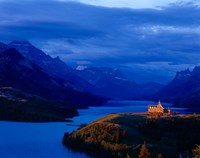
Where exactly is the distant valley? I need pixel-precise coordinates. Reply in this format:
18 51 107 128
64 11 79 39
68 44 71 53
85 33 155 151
0 40 199 121
76 66 163 99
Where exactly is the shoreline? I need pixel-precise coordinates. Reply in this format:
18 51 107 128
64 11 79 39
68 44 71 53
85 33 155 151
63 112 200 158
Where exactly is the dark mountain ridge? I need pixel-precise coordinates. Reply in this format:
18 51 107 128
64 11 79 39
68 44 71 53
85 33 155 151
0 42 8 52
153 69 192 101
154 66 200 109
7 41 164 100
9 41 98 93
0 47 106 121
0 47 105 107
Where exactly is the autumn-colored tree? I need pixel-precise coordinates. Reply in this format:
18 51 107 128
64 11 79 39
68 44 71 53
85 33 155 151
115 128 120 143
193 145 200 158
123 129 126 137
138 141 150 158
126 154 131 158
157 153 164 158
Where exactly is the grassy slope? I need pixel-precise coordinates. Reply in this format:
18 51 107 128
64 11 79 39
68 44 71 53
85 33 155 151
63 113 200 158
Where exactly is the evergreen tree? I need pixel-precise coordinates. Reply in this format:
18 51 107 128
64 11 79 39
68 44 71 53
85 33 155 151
138 141 150 158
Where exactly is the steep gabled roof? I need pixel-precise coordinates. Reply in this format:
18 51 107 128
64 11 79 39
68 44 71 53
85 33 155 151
148 104 157 107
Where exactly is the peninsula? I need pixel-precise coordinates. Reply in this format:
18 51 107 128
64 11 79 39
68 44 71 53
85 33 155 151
63 112 200 158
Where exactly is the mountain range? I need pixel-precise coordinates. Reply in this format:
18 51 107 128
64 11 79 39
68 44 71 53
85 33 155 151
0 40 199 121
9 41 97 92
0 47 104 107
153 66 200 109
4 41 164 100
76 66 163 99
0 41 105 121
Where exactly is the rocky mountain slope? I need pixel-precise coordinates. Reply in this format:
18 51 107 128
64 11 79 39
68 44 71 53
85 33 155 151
8 41 164 100
0 48 104 107
0 42 8 53
76 67 163 99
0 46 106 121
9 41 97 92
154 66 200 108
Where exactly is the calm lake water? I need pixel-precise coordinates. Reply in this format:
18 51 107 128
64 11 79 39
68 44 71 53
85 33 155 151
0 100 189 158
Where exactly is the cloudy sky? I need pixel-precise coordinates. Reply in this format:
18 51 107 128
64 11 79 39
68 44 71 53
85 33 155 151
0 0 200 84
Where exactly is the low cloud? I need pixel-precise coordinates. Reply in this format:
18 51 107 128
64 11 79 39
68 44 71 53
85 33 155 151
0 1 200 83
58 0 200 9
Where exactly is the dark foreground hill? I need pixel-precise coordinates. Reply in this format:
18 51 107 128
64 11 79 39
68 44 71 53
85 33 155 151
0 87 78 122
63 113 200 158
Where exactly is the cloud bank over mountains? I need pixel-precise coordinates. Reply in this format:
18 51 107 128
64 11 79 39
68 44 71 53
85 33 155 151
0 0 200 83
62 0 200 8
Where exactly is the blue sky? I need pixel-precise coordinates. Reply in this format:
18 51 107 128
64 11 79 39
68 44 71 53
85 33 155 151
0 0 200 83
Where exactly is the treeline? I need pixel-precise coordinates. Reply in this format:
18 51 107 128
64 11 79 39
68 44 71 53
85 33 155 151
138 115 200 157
63 114 200 158
63 123 132 158
0 96 78 122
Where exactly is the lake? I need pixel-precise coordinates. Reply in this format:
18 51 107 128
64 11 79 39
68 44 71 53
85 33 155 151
0 100 189 158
